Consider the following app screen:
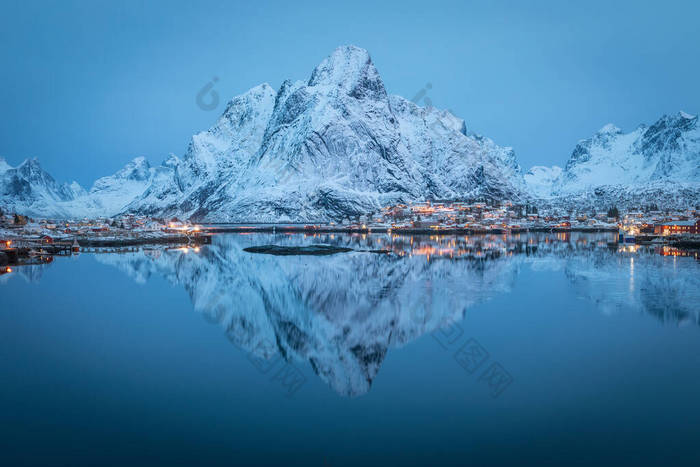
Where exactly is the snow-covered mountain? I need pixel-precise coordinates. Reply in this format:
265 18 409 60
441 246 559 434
0 157 87 217
526 112 700 209
0 155 177 218
3 46 698 219
124 46 525 221
1 46 525 220
86 156 173 216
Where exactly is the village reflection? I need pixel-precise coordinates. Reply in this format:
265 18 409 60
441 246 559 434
299 231 614 258
657 246 699 258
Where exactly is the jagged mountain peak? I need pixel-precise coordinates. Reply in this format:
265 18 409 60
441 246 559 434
221 83 275 115
162 153 180 168
15 157 59 187
113 156 151 181
0 157 10 173
597 123 622 135
128 155 149 166
181 82 277 192
18 157 44 172
308 45 386 101
646 110 698 137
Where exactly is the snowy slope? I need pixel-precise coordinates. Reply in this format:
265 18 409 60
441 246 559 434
524 165 563 198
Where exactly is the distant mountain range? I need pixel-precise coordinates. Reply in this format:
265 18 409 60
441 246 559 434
525 111 700 210
1 46 698 220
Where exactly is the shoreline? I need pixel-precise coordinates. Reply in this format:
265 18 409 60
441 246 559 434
0 234 211 267
75 234 212 248
3 227 699 269
201 225 620 235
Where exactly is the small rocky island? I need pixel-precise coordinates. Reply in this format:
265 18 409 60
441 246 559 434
243 245 354 256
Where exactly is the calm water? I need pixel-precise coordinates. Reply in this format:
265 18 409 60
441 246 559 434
2 232 700 466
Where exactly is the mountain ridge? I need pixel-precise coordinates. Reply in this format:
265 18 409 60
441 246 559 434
2 47 698 219
524 111 699 209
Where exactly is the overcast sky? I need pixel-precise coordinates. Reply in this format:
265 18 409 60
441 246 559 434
2 0 699 186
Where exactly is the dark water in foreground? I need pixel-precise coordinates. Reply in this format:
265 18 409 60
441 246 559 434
2 232 700 466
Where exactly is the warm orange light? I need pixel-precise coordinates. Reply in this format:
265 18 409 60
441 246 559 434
5 267 11 273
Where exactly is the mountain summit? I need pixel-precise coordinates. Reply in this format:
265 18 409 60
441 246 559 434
308 45 386 100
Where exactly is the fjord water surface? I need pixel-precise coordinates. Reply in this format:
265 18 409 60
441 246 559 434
2 233 699 466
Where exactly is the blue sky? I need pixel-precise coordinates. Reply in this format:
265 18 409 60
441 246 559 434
1 0 699 186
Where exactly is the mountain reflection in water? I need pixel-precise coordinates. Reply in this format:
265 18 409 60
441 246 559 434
8 232 698 397
76 232 697 397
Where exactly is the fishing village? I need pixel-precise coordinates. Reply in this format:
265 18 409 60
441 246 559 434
1 201 699 273
0 212 211 272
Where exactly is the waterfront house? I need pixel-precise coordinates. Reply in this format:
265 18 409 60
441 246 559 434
654 220 700 235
